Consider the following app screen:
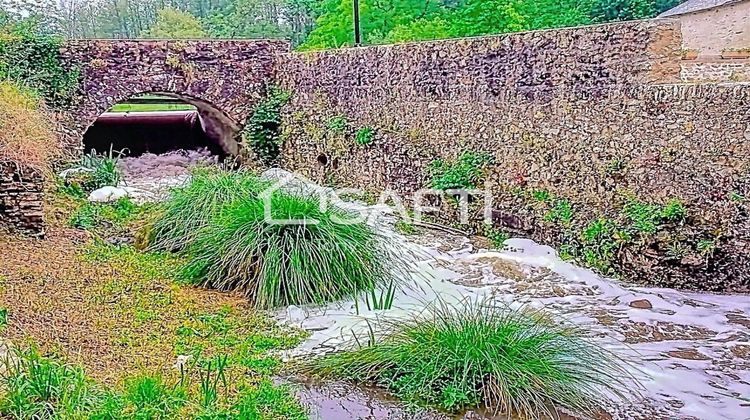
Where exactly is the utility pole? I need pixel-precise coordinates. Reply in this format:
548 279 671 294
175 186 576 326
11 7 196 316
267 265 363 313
353 0 361 46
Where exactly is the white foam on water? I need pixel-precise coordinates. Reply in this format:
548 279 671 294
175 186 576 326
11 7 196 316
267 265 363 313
277 214 750 419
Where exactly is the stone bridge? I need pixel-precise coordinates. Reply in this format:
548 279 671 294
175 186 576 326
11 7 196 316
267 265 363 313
58 39 288 155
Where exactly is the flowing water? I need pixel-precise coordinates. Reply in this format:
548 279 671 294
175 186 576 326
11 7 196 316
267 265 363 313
273 193 750 420
119 160 749 419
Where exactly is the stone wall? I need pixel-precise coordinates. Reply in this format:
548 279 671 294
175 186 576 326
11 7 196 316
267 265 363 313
681 59 750 82
59 39 289 154
0 161 44 236
275 20 750 293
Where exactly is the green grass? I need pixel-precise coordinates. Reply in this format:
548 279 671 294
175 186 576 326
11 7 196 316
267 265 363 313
148 168 269 252
0 347 307 419
180 190 408 309
69 197 141 231
78 148 123 192
483 224 509 249
109 103 196 112
428 151 493 191
304 299 633 417
355 127 375 146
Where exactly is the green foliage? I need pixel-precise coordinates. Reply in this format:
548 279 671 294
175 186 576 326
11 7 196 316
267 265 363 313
428 151 492 191
327 115 348 133
395 219 416 235
531 189 551 203
0 348 107 418
180 189 407 309
544 199 574 226
483 224 509 249
355 127 375 146
69 198 140 231
0 16 79 107
622 197 685 234
305 299 632 416
66 149 123 193
242 86 292 165
123 375 186 418
579 218 621 273
141 7 207 39
0 307 7 329
149 168 268 252
231 380 307 420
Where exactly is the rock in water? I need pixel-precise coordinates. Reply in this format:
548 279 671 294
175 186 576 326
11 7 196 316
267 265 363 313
88 186 129 203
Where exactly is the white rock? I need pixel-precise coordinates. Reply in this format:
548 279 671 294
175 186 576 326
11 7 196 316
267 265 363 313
88 186 129 203
285 305 307 323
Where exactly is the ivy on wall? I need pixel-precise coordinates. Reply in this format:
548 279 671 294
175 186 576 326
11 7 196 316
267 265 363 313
241 86 292 165
0 17 79 107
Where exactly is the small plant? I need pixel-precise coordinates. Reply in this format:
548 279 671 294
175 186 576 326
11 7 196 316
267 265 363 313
395 219 416 235
198 355 229 408
0 307 7 329
544 199 574 226
729 192 746 202
327 115 348 133
179 190 412 309
123 375 186 418
355 126 375 146
73 147 123 192
363 281 398 311
483 224 509 249
428 151 493 191
661 199 686 222
305 299 634 416
0 348 106 418
531 189 551 203
69 197 140 230
697 238 717 258
579 218 620 273
241 86 292 165
605 158 626 175
622 197 685 234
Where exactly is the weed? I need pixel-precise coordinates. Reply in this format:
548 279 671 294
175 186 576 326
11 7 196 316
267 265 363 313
661 199 686 222
180 191 410 309
327 115 348 133
69 197 140 231
622 197 685 234
428 151 493 191
355 127 375 146
697 238 717 257
666 241 689 259
395 219 417 235
148 168 267 252
305 299 634 416
579 218 620 273
531 189 551 203
77 147 123 191
0 348 106 418
242 86 292 165
483 224 509 249
364 282 398 311
198 355 228 409
232 381 307 420
605 158 626 175
0 308 7 330
729 192 746 202
122 375 186 418
544 199 574 226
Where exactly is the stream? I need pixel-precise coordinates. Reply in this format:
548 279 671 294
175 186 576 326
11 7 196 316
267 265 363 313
118 153 750 420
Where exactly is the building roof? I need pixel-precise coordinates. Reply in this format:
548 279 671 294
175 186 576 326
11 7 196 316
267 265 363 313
659 0 745 16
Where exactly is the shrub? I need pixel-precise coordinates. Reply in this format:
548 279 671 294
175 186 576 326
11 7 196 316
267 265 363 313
0 16 79 107
69 197 140 231
180 190 408 309
355 127 375 146
78 148 122 191
0 81 58 170
429 151 493 191
241 86 292 165
327 115 348 133
122 375 186 418
148 168 268 252
305 299 633 416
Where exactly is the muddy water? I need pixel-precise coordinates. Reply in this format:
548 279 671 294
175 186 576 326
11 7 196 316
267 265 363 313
279 227 750 419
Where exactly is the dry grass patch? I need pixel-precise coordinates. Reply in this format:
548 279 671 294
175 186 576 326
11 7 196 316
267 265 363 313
0 81 59 171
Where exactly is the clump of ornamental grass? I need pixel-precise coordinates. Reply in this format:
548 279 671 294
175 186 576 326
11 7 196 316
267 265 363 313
303 299 636 417
148 167 268 252
180 190 410 309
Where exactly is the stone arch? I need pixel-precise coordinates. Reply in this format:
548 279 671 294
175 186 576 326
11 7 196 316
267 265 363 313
57 39 289 156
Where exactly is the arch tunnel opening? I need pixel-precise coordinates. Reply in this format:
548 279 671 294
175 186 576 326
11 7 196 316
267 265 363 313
82 94 240 159
81 93 242 199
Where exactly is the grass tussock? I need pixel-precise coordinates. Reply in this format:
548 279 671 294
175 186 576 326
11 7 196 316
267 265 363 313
149 167 409 309
304 299 635 417
149 167 269 252
181 191 402 309
0 81 58 170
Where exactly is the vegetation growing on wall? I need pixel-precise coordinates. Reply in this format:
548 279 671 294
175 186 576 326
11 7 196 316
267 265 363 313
428 151 493 191
0 81 58 170
241 86 291 165
0 16 79 107
305 299 633 416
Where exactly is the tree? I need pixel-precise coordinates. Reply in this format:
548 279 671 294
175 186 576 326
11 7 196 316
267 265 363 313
141 7 206 38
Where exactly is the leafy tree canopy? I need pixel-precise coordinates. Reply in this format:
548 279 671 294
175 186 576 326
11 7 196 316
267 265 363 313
141 7 206 39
